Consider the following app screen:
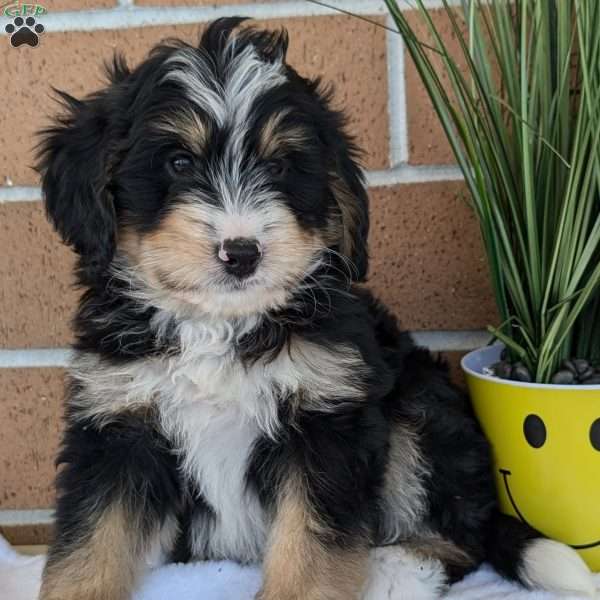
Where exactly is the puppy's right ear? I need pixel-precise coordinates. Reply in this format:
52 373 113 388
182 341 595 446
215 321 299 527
37 89 119 281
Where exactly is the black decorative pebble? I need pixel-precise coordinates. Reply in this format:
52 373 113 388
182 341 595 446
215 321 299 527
580 367 595 382
490 356 600 385
562 359 577 375
573 359 591 375
551 369 575 385
491 361 512 379
512 363 533 382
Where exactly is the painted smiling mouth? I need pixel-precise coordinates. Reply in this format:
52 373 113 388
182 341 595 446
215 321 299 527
500 469 600 550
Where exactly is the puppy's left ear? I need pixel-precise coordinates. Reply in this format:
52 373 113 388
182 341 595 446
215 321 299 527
310 81 369 282
37 89 119 283
328 133 370 282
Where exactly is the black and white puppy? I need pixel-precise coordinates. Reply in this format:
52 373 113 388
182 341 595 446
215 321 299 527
37 18 593 600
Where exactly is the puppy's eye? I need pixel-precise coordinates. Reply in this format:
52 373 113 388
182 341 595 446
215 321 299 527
266 159 289 179
169 153 194 174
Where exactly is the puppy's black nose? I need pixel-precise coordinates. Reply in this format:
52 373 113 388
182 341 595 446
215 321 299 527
218 238 261 278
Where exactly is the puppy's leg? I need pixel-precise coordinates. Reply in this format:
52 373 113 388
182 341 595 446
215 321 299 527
258 478 369 600
40 413 180 600
41 504 157 600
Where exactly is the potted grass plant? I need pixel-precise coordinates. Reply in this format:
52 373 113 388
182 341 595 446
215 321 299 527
385 0 600 569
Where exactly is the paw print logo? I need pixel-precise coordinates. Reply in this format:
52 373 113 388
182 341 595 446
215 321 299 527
5 16 44 48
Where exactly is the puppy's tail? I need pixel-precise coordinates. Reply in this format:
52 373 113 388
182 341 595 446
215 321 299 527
486 513 596 597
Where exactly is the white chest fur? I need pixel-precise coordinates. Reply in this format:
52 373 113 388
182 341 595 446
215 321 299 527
158 351 274 563
70 317 368 562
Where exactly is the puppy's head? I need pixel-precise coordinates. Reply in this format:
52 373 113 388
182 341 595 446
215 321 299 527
38 18 369 318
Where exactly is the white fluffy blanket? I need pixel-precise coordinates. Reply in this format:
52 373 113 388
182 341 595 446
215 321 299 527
1 534 596 600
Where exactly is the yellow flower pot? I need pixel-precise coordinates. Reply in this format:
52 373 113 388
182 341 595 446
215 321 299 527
462 345 600 571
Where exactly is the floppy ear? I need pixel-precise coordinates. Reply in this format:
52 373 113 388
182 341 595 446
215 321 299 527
307 80 369 282
327 125 370 282
37 89 119 282
321 110 369 281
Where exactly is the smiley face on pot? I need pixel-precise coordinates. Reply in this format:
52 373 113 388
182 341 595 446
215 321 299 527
499 414 600 550
495 405 600 565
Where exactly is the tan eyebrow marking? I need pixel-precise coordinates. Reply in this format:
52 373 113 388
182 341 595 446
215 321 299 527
258 109 309 158
153 108 208 155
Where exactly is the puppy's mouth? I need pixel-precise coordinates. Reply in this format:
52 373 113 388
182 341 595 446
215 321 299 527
500 469 600 550
156 269 267 294
222 277 262 292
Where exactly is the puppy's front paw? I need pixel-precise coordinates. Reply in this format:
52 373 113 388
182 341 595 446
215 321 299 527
362 546 447 600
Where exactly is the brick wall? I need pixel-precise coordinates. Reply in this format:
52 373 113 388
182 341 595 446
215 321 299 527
0 0 497 541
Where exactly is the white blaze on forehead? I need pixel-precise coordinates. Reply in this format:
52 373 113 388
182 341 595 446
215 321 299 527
162 49 226 124
162 41 288 219
163 42 287 129
223 43 287 126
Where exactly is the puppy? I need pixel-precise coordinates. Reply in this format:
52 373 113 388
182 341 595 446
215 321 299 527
36 18 593 600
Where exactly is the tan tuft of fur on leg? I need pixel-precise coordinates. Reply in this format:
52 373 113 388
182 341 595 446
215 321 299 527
39 505 146 600
258 477 369 600
404 532 474 571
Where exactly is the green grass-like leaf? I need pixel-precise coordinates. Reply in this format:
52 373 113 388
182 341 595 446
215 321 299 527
385 0 600 382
